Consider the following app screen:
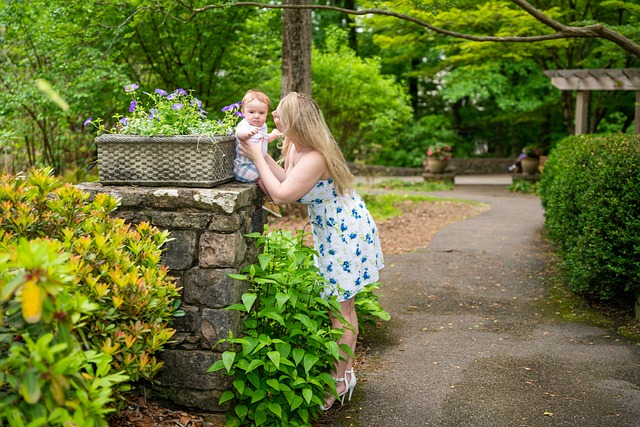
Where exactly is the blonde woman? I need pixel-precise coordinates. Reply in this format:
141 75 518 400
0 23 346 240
238 92 384 410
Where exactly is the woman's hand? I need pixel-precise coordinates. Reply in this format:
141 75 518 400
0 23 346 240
238 137 264 162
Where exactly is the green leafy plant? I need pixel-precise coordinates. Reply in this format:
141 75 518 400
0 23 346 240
0 168 182 390
85 84 242 136
209 227 391 426
353 282 391 335
426 142 453 161
523 145 541 158
507 180 537 194
0 239 128 426
539 134 640 300
209 229 349 426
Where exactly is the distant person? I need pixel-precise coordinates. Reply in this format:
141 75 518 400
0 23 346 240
508 149 527 173
233 90 282 217
237 92 384 410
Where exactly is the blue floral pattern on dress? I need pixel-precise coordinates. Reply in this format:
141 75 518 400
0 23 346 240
298 179 384 302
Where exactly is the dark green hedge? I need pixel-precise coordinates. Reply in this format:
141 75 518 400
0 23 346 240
539 133 640 301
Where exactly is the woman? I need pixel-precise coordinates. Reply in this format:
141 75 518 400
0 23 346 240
238 92 384 410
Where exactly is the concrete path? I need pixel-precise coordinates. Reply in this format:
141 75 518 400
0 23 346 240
321 182 640 426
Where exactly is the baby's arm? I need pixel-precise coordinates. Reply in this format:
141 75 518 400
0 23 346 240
236 126 260 142
267 129 283 143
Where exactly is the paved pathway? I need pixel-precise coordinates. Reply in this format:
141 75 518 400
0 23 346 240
322 182 640 426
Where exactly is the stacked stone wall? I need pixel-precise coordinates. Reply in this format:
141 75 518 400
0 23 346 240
76 182 263 412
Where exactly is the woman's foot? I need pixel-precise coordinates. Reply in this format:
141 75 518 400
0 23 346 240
321 376 349 411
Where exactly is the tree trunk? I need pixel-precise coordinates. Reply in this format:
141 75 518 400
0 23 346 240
282 0 312 97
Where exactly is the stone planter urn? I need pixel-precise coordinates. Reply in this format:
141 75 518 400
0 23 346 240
427 158 448 174
521 157 540 175
96 134 236 187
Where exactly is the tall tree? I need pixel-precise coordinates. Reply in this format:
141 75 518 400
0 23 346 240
282 0 312 96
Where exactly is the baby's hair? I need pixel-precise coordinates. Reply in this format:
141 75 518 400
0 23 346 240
241 90 271 109
278 92 354 196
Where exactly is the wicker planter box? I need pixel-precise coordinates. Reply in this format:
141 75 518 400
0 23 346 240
96 134 235 187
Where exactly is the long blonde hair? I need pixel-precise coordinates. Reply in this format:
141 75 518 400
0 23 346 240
277 92 354 195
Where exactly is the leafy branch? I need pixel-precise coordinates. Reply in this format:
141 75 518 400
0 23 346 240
171 0 640 57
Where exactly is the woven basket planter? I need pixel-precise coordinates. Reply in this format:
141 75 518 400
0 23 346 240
96 134 235 187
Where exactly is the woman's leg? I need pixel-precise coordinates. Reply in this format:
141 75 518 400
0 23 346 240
323 297 358 408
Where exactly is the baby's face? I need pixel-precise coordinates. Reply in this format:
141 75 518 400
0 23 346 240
242 99 269 128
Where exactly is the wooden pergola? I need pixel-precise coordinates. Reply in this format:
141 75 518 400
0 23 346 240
543 68 640 134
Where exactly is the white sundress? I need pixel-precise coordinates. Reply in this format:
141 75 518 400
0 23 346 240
298 179 384 302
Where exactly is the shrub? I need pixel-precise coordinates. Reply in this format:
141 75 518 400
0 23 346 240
209 229 390 426
539 134 640 300
0 168 182 389
0 239 128 426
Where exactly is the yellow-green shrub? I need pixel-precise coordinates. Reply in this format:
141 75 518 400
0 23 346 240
0 239 128 426
0 168 182 386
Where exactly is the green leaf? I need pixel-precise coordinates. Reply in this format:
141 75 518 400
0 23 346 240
235 404 248 420
263 311 285 325
242 293 258 312
20 369 41 404
298 407 309 423
219 390 235 405
326 341 340 361
222 351 236 372
266 378 281 391
207 360 224 372
233 380 245 395
245 359 264 374
258 253 273 271
303 353 319 374
267 351 281 370
251 389 267 403
255 408 267 425
267 402 282 419
275 292 289 308
302 387 313 404
227 273 248 280
292 348 304 366
293 313 317 331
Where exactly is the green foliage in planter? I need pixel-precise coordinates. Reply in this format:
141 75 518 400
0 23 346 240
209 229 348 426
0 168 182 389
539 134 640 300
0 239 128 426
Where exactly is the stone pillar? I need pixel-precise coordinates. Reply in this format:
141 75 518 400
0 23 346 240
76 182 264 412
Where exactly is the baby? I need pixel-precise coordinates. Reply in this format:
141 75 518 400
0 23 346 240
233 90 282 217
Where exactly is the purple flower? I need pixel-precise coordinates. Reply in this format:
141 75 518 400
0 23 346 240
155 88 168 96
149 108 159 122
235 111 244 118
175 88 187 96
119 117 129 126
83 118 93 127
192 98 202 108
129 99 137 112
172 103 183 110
221 101 241 112
124 83 139 93
167 93 177 100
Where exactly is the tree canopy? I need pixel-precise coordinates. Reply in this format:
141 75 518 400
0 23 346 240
1 0 638 173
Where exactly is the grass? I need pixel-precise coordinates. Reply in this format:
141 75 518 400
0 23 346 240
360 192 443 221
356 178 454 192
